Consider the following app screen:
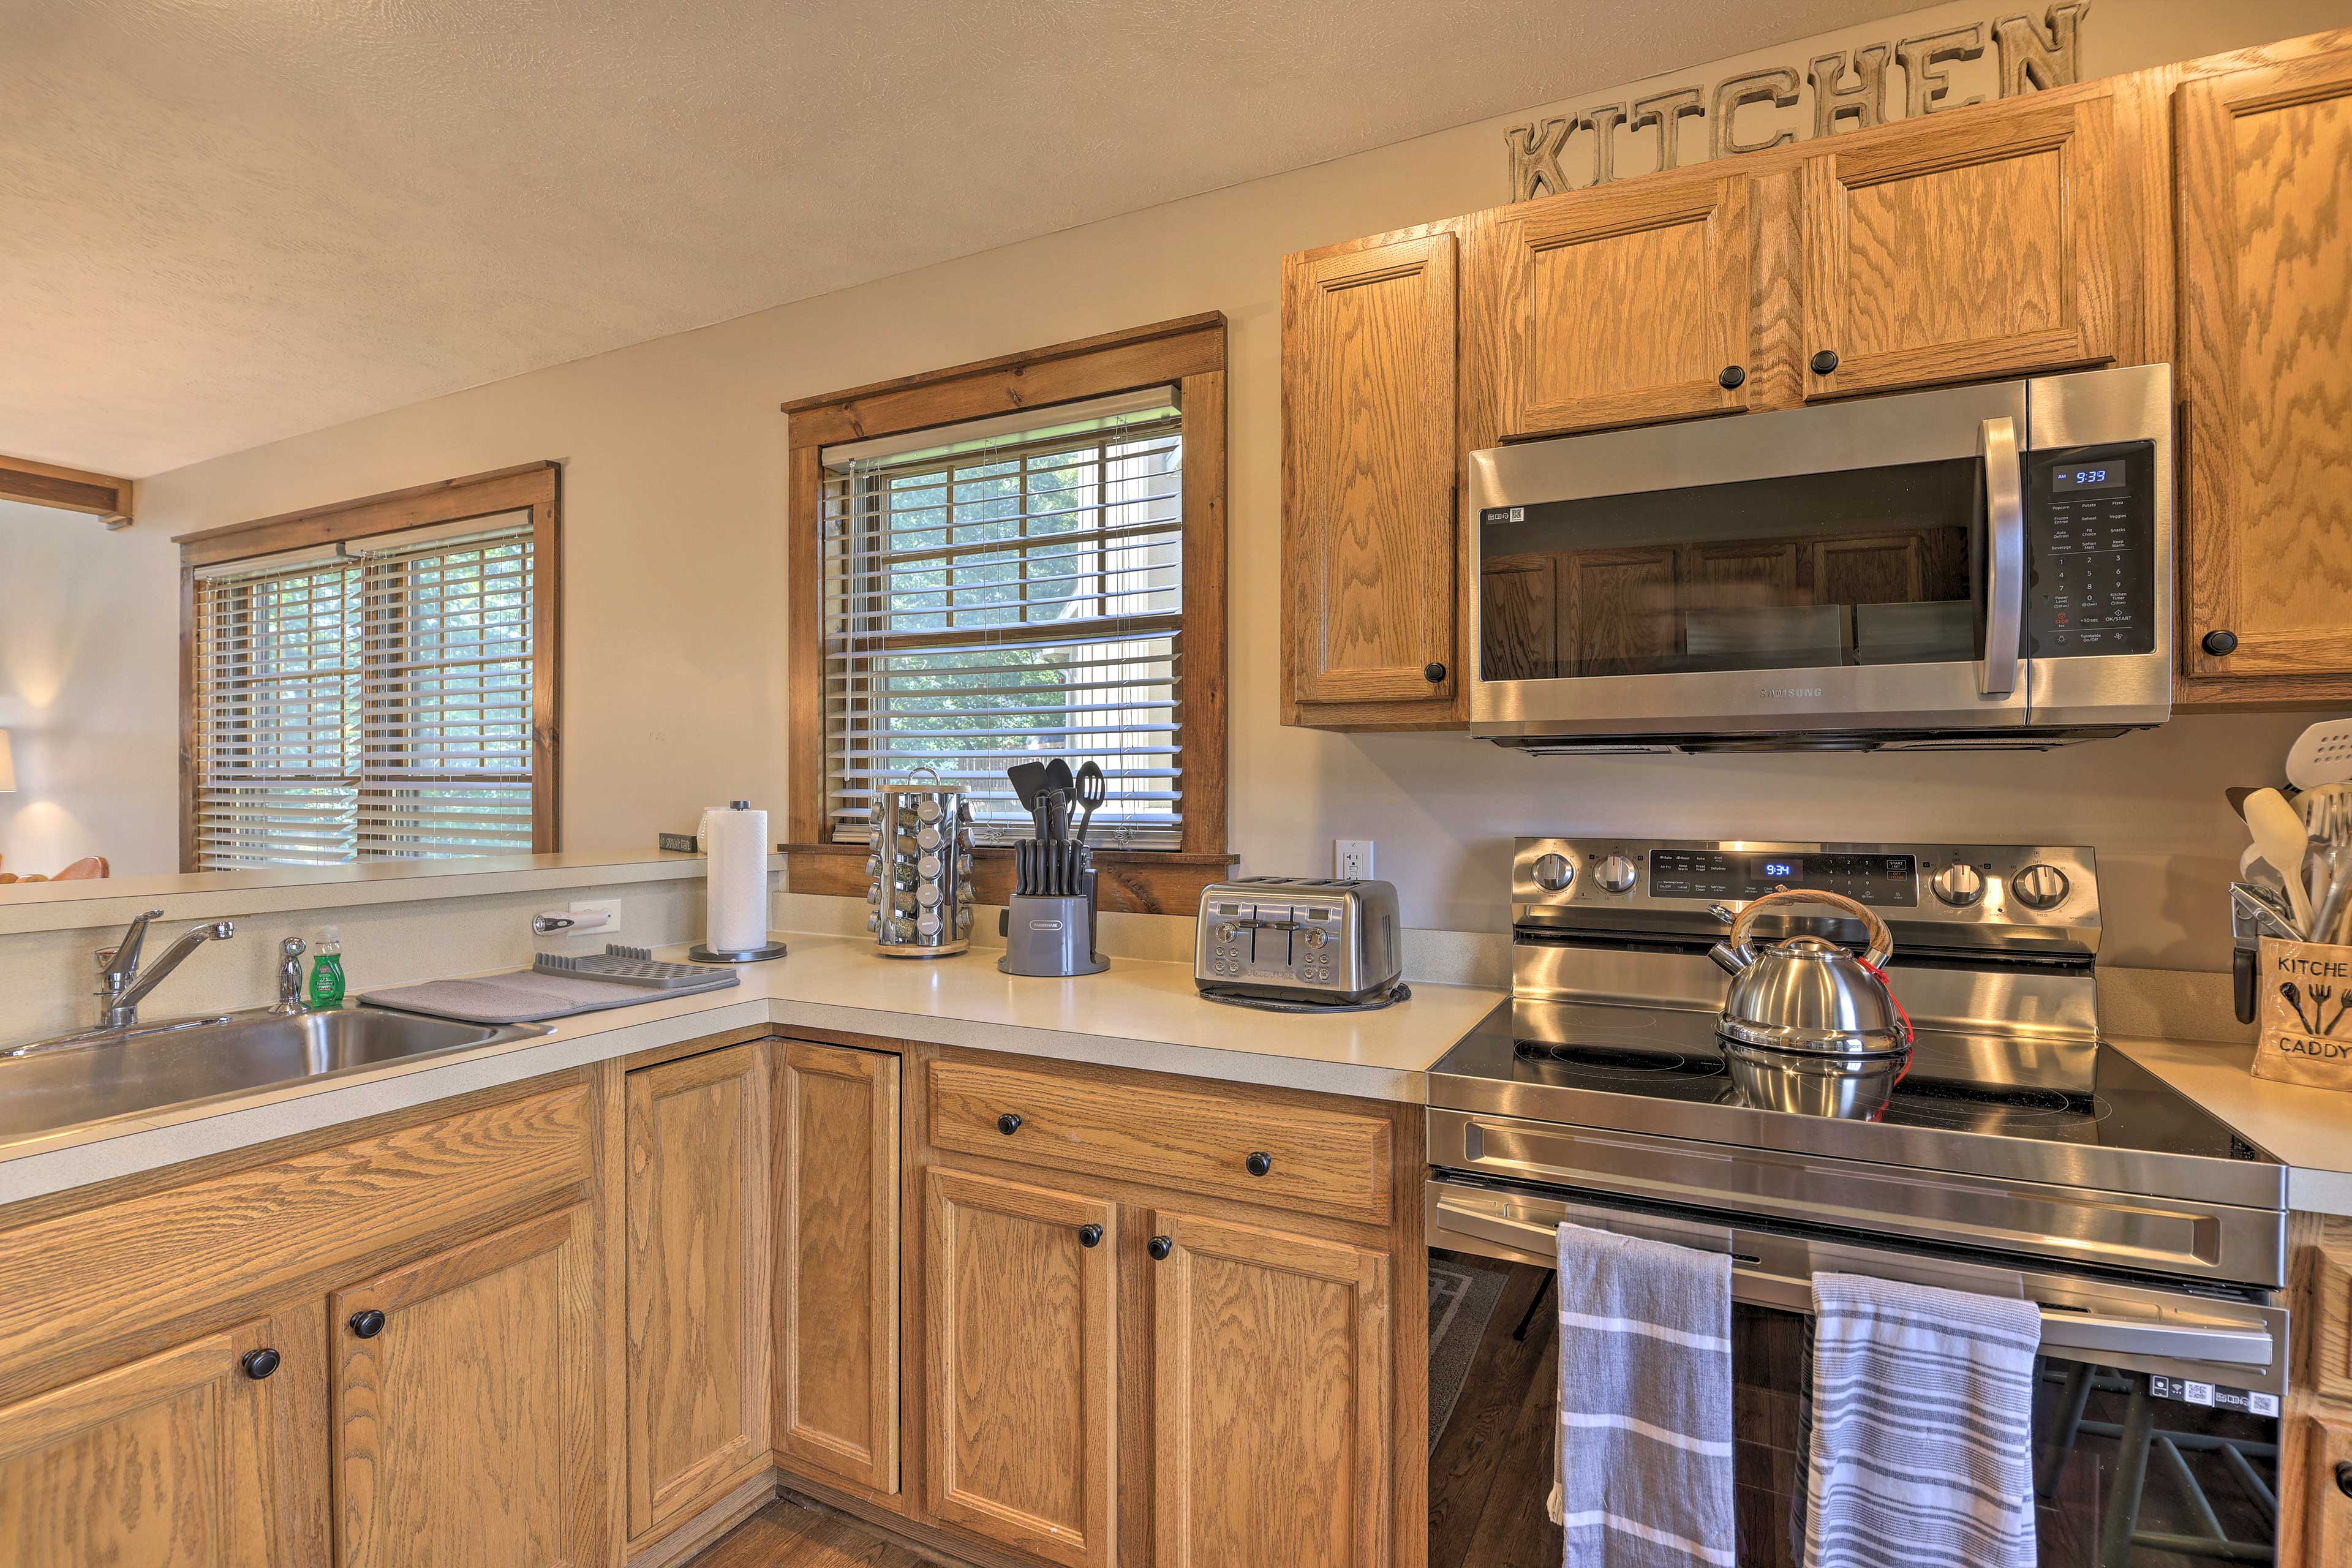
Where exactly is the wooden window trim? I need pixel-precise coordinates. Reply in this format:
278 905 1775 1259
783 315 1234 914
1 453 132 527
172 461 563 871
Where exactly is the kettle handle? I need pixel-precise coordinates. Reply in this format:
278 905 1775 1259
1724 889 1894 968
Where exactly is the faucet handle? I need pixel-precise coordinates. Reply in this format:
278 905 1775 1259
97 910 166 985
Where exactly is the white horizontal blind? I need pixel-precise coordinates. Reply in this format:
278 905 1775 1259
190 556 361 868
357 523 537 859
190 517 536 869
822 394 1185 848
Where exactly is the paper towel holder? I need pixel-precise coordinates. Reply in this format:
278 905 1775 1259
693 800 788 963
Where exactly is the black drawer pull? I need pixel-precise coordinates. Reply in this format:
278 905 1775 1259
1423 662 1447 684
2337 1460 2352 1499
1245 1152 1273 1177
1810 349 1840 375
349 1309 385 1340
1078 1224 1103 1248
997 1112 1023 1136
241 1347 281 1381
2202 629 2239 657
1147 1235 1173 1261
1717 364 1746 390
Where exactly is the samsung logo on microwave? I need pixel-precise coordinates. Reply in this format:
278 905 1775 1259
1758 686 1825 699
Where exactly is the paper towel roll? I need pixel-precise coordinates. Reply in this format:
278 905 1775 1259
704 802 769 953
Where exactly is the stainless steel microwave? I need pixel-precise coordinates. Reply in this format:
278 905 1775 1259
1468 364 2174 752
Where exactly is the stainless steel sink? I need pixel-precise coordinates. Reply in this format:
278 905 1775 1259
0 1008 551 1147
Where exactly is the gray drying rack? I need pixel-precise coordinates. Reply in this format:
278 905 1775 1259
359 952 739 1025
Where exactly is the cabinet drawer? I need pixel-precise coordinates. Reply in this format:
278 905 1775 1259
0 1082 594 1386
926 1058 1392 1224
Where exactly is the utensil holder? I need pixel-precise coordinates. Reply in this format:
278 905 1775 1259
2251 935 2352 1091
998 870 1107 978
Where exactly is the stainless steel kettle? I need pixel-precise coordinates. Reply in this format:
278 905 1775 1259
1708 889 1912 1057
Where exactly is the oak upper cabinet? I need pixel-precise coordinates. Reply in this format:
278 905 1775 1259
1800 92 2120 399
1283 227 1461 725
625 1042 772 1542
775 1039 901 1500
330 1206 604 1568
1479 173 1760 437
2175 48 2352 688
1148 1211 1393 1568
924 1167 1118 1568
0 1310 324 1566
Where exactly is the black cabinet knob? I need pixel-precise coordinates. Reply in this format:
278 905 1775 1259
1423 662 1447 684
997 1112 1023 1136
2202 629 2239 657
241 1347 281 1381
1811 349 1840 375
1078 1224 1103 1248
2337 1459 2352 1499
1717 364 1746 390
1147 1235 1173 1261
349 1308 386 1340
1245 1152 1273 1177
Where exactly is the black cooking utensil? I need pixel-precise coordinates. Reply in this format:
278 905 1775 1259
1074 761 1106 842
1008 761 1049 812
1042 758 1074 802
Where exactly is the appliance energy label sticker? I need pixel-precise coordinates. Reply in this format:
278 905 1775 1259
2147 1376 2277 1417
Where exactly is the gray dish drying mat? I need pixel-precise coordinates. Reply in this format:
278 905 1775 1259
360 967 738 1024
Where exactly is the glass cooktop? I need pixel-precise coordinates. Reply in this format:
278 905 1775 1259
1430 998 2274 1174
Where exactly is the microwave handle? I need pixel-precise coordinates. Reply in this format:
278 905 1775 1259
1980 415 2025 698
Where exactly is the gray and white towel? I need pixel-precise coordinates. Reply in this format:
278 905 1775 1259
1553 1222 1736 1568
1804 1272 2043 1568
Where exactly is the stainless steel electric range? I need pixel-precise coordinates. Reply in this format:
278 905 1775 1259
1426 836 2289 1568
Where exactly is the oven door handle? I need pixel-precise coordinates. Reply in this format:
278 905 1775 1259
1980 413 2025 699
1434 1192 2277 1370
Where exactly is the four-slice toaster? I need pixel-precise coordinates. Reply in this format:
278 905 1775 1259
1194 877 1403 1003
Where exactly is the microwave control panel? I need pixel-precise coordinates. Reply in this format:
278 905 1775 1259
2021 440 2157 659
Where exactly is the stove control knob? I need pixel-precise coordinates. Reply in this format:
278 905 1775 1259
1929 864 1985 907
2013 864 2070 910
1531 853 1575 892
1595 854 1638 895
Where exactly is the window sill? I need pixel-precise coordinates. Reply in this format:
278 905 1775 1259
784 843 1239 916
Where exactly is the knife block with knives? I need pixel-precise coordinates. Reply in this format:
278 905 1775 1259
998 758 1110 978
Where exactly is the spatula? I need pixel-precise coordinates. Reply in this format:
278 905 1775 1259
2289 717 2352 791
2245 786 2315 935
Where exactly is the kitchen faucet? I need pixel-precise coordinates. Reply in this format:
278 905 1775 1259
94 910 236 1030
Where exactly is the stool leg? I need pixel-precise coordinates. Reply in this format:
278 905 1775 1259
2098 1373 2158 1568
2038 1360 2094 1501
1512 1270 1556 1343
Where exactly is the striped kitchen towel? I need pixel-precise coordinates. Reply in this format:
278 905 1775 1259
1553 1222 1736 1568
1804 1272 2043 1568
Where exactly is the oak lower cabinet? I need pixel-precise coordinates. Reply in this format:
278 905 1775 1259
330 1204 603 1567
624 1041 773 1544
1148 1211 1393 1568
2174 46 2352 698
924 1167 1120 1568
0 1307 325 1566
774 1039 902 1500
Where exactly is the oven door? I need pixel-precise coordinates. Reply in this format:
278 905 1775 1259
1428 1178 2285 1568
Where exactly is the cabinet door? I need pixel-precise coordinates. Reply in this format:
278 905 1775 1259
1486 175 1756 437
775 1040 900 1498
0 1311 322 1566
1283 230 1460 712
2176 50 2352 681
625 1042 771 1540
331 1207 603 1568
924 1167 1117 1568
1801 94 2118 398
1147 1211 1391 1568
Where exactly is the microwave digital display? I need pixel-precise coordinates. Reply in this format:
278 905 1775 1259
2052 466 2124 492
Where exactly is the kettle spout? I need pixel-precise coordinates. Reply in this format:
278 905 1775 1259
1708 941 1753 976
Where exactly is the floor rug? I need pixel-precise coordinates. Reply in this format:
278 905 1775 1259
1428 1255 1512 1453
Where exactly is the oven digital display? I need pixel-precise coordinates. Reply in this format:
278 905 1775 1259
1647 850 1918 906
2052 466 2124 492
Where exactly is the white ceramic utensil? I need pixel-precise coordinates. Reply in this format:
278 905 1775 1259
2247 786 2316 935
2288 717 2352 792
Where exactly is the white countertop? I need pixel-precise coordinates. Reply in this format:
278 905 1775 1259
0 933 1507 1207
2109 1033 2352 1215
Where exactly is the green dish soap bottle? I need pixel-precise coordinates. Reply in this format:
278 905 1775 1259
307 925 347 1011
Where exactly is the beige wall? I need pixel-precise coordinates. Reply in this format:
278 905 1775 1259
130 0 2348 972
0 499 179 877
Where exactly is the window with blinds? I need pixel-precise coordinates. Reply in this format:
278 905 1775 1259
190 518 537 868
821 388 1185 848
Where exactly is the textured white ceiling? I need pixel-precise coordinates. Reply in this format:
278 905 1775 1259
4 0 1910 476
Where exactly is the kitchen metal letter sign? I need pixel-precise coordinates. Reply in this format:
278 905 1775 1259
1504 3 2089 200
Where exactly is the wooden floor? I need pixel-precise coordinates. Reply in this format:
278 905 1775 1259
685 1499 941 1568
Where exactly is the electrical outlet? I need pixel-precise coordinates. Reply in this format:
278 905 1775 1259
568 899 623 938
1335 840 1374 881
